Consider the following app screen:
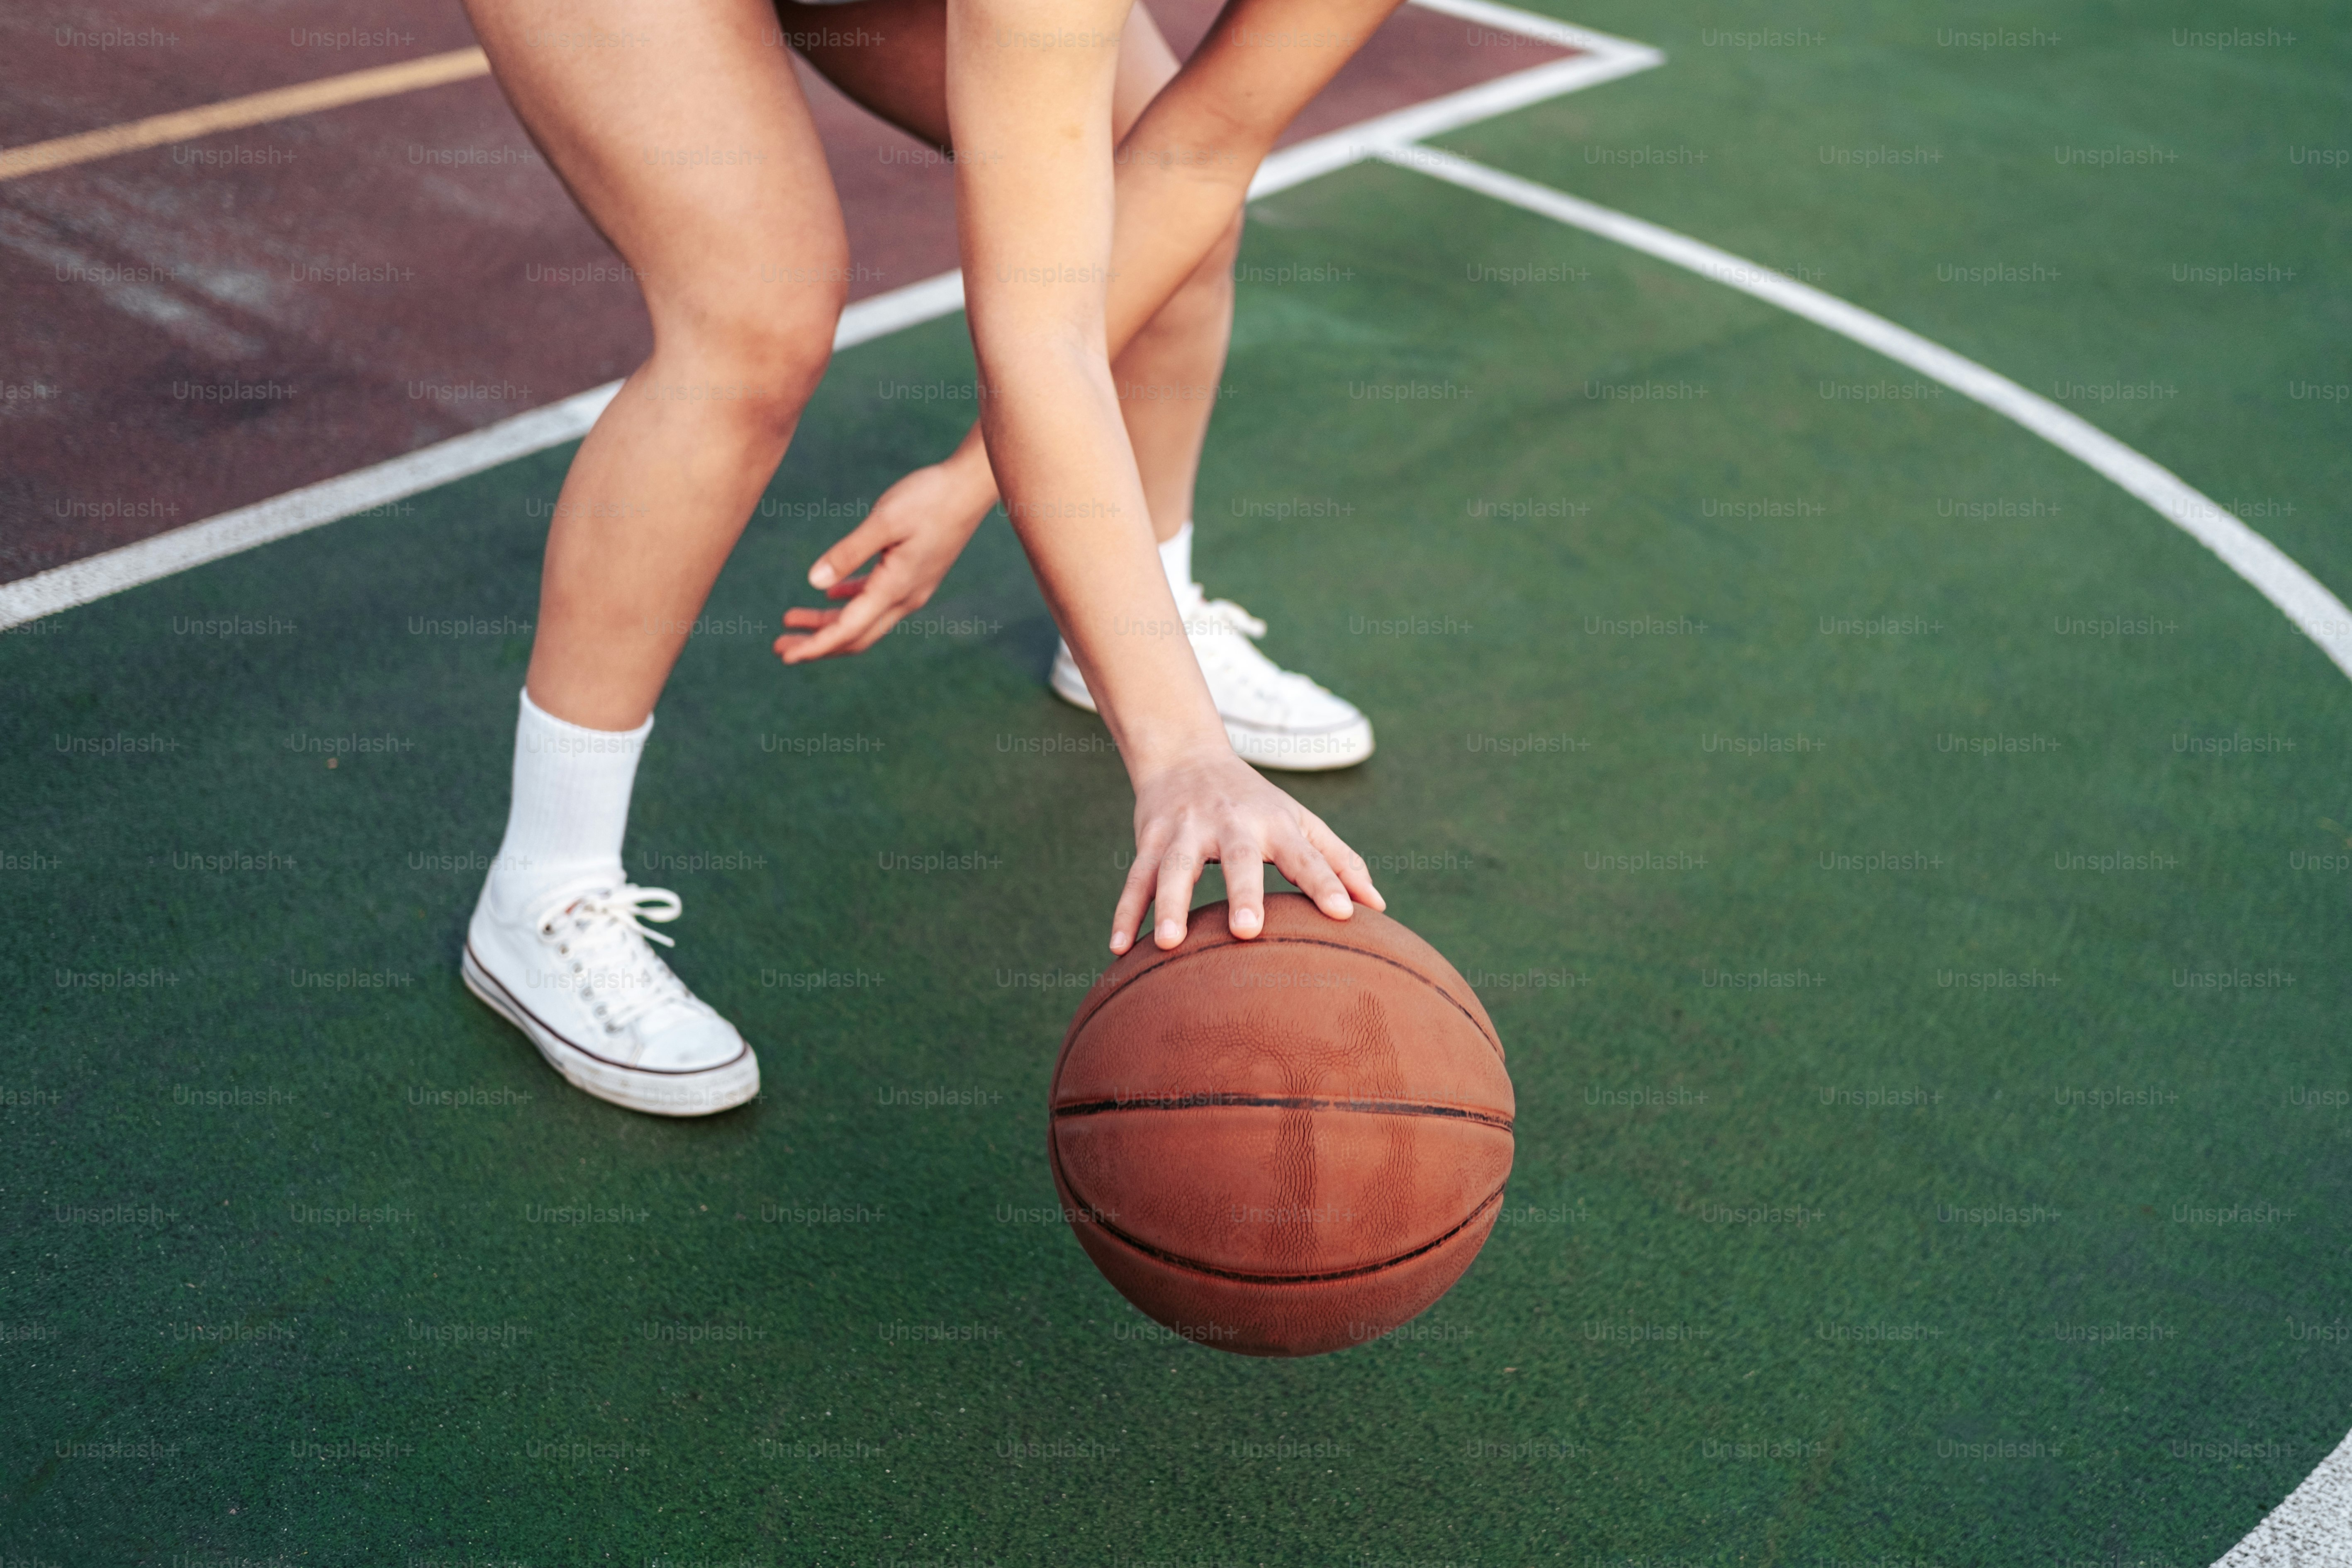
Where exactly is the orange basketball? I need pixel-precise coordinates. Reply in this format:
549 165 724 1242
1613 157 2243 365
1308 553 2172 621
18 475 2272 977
1048 893 1514 1356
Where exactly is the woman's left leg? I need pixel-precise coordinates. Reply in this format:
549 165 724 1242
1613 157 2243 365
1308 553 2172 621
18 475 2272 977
784 0 1376 770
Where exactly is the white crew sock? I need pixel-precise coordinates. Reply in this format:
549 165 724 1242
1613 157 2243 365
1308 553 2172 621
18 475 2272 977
483 689 653 920
1157 521 1195 597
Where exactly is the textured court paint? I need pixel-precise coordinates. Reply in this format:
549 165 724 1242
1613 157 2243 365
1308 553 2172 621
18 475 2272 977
5 0 2349 1558
0 0 1563 579
2216 1428 2352 1567
0 0 1607 632
0 278 961 631
6 231 2346 1549
1382 147 2352 687
1366 145 2352 1564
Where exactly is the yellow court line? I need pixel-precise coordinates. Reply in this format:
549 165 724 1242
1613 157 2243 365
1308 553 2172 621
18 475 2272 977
0 47 491 183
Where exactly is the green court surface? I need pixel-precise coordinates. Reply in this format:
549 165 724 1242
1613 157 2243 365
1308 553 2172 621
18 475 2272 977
5 0 2350 1560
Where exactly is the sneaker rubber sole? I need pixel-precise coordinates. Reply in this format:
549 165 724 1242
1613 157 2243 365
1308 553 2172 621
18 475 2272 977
1047 658 1375 772
462 942 760 1117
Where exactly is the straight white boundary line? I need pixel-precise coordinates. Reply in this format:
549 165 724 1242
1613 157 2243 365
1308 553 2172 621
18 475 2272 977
1248 16 1661 200
1354 142 2352 1568
0 273 965 631
0 0 1648 633
2215 1426 2352 1567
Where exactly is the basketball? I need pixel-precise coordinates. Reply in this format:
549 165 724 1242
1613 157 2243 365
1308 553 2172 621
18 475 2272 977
1048 893 1514 1357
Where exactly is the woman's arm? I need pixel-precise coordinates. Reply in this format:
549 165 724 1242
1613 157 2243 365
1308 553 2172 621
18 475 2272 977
781 0 1405 657
943 0 1381 951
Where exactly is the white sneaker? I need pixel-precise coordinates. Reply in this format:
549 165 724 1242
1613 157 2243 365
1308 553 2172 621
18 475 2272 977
1049 582 1375 770
462 875 759 1117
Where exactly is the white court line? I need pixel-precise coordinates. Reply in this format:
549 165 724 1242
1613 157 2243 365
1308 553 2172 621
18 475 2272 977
1248 11 1660 200
1374 144 2352 684
0 1 1652 633
2216 1426 2352 1567
1352 141 2352 1568
0 275 960 631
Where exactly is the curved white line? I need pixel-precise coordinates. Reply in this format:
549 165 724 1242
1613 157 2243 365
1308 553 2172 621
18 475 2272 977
1374 144 2352 682
1368 139 2352 1565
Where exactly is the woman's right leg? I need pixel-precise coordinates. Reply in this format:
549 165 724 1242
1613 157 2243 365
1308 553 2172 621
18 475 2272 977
468 0 852 730
459 0 850 1116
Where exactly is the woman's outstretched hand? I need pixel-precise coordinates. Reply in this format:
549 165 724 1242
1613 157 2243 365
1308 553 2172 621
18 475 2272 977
775 452 997 663
1116 749 1383 953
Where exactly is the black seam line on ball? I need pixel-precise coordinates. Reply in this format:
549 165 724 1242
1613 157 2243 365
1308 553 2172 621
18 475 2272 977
1053 1094 1514 1132
1079 935 1502 1058
1070 1184 1510 1287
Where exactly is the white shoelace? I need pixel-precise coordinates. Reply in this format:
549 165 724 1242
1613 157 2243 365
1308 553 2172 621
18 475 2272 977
1178 584 1341 716
533 883 701 1035
1179 585 1268 641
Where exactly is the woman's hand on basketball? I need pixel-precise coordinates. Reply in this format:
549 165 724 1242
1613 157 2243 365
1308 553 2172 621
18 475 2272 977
775 453 999 663
1115 751 1384 953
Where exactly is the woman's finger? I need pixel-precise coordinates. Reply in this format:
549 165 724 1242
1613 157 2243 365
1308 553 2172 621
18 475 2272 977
1222 841 1267 939
1268 828 1353 922
807 511 903 591
779 584 898 663
1303 812 1384 911
1110 842 1161 954
1152 834 1210 950
840 577 930 654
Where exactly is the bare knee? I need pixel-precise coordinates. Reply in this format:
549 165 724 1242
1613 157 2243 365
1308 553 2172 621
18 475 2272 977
645 267 848 437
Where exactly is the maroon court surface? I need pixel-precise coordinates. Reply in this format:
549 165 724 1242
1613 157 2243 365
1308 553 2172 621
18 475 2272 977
0 0 1568 581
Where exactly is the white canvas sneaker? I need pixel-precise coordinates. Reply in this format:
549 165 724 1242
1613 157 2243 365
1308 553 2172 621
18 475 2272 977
462 876 759 1117
1049 582 1375 770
